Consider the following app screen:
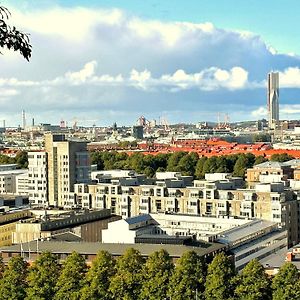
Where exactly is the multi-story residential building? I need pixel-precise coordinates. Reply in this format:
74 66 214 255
69 171 299 246
43 133 90 207
27 151 48 207
246 161 293 188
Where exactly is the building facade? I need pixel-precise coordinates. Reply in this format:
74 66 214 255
268 71 279 129
44 133 90 207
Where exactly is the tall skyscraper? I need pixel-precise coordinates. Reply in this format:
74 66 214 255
267 72 279 129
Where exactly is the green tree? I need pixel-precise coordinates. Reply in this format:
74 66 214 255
127 153 145 173
177 152 199 176
167 151 187 171
203 156 218 174
195 156 207 179
272 262 300 300
216 156 230 173
15 151 28 168
253 133 271 143
168 251 206 300
144 166 155 178
26 251 60 300
109 248 145 300
81 251 116 300
270 153 294 162
0 6 32 60
0 255 28 300
234 259 271 300
254 155 268 165
204 252 236 300
90 151 104 170
0 255 4 279
54 252 87 300
233 155 248 177
140 249 174 300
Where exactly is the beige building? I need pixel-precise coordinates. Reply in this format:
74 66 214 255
69 171 299 246
44 133 90 207
0 209 32 247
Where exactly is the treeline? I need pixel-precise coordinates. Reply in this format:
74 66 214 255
91 151 294 178
0 151 28 168
0 249 299 300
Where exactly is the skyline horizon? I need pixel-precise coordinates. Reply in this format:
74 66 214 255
1 2 300 126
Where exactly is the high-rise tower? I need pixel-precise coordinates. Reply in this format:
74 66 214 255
267 72 279 129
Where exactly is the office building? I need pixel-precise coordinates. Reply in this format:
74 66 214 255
267 72 279 129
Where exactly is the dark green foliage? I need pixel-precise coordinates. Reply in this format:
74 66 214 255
0 154 15 165
270 153 294 162
195 156 207 179
81 251 116 300
272 262 300 300
2 251 299 300
168 251 206 300
204 252 236 300
0 6 31 60
140 249 174 300
0 255 28 300
233 153 255 178
167 151 187 171
253 133 271 143
54 252 87 300
90 150 275 179
15 151 28 168
234 259 271 300
254 155 268 165
26 251 60 300
0 151 28 168
0 255 4 279
109 248 145 300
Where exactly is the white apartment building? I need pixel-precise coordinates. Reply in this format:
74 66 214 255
0 169 28 194
27 152 48 207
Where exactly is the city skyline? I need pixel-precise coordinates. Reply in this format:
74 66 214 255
1 1 300 126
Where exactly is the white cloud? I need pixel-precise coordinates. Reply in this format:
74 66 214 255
251 106 267 117
65 60 97 83
0 5 300 125
279 67 300 88
0 88 19 97
281 104 300 114
0 62 252 91
129 69 152 90
11 7 124 41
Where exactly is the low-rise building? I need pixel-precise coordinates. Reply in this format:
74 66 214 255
12 208 120 244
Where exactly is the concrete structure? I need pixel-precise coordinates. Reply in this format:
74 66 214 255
27 151 48 206
0 209 32 247
0 169 28 194
132 125 143 139
268 72 279 129
0 164 18 172
12 208 120 244
44 133 90 207
0 239 227 264
71 170 300 247
102 213 252 244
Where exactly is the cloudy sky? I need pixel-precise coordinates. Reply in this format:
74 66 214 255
1 0 300 127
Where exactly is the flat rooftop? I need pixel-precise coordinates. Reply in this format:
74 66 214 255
217 219 278 247
0 240 226 258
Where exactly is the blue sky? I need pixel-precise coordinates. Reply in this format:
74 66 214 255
0 0 300 126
